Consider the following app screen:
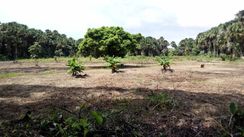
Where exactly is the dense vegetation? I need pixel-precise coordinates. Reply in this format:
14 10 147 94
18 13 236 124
173 10 244 58
0 22 78 60
79 26 169 57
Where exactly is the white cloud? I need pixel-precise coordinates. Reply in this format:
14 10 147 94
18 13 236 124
0 0 243 42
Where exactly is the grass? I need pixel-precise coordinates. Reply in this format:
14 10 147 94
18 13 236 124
0 72 23 79
12 55 244 65
172 55 221 62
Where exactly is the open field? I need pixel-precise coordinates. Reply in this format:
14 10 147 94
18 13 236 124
0 57 244 136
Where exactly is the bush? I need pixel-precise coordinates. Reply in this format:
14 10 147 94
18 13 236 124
67 58 85 76
104 56 121 73
220 54 239 61
156 56 171 71
228 102 244 136
28 42 42 66
0 54 7 61
220 54 228 61
40 111 104 137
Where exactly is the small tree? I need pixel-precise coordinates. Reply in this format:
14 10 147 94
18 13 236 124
67 58 85 77
54 49 63 62
157 56 171 72
28 42 42 66
104 56 120 73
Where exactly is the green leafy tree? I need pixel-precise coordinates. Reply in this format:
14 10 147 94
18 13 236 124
139 36 169 56
169 41 178 55
170 41 177 49
28 42 42 66
79 26 137 57
178 38 196 55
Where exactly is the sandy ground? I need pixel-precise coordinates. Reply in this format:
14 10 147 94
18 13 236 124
0 60 244 135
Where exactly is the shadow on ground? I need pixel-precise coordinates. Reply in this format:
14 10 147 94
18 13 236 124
0 64 149 73
0 84 243 136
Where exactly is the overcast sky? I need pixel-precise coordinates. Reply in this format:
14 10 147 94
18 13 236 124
0 0 243 43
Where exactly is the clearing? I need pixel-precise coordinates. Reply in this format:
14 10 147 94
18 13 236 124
0 58 244 136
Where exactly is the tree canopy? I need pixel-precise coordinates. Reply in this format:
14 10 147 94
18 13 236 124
0 22 77 60
79 26 139 57
193 10 244 57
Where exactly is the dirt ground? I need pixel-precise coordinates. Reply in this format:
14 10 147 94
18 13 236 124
0 60 244 136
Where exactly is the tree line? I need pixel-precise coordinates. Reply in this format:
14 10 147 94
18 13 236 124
0 10 243 60
0 22 78 60
174 10 244 58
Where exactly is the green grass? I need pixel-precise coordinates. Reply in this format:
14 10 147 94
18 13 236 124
0 72 23 79
15 55 244 64
172 55 221 62
121 56 156 64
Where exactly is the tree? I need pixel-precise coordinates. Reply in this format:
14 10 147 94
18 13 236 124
28 42 42 66
178 38 195 55
79 26 137 57
139 36 168 56
195 11 244 57
170 41 177 49
236 10 244 22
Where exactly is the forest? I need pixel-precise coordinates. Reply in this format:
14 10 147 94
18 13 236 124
0 10 244 137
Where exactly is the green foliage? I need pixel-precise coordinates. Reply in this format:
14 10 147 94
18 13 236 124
0 22 77 60
221 102 244 137
229 102 238 115
28 42 42 66
91 111 104 125
104 56 121 73
0 54 7 61
195 11 244 58
220 53 239 61
0 72 22 79
226 102 244 137
157 56 171 71
177 38 196 56
220 53 228 61
28 42 42 59
40 111 104 137
147 92 176 110
67 58 85 76
79 27 169 57
139 36 169 56
79 26 138 57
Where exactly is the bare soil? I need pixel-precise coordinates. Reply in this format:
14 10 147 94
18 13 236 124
0 60 244 136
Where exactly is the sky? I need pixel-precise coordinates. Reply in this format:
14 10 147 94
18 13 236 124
0 0 243 43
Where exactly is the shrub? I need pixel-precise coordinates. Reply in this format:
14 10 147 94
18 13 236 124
156 56 171 71
220 54 239 61
0 54 7 61
28 42 42 66
104 56 120 73
39 110 104 137
220 53 228 61
228 102 244 136
67 58 85 76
